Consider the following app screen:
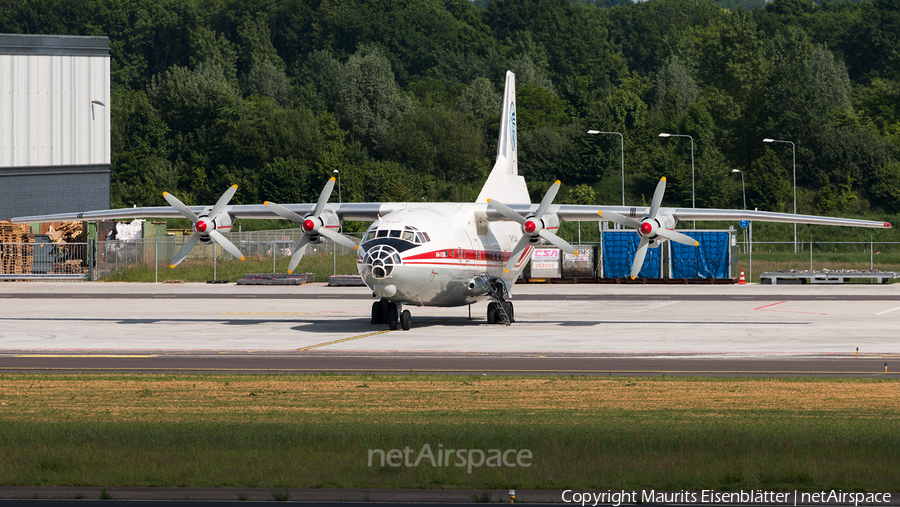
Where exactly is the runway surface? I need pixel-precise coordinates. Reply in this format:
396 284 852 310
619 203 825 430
2 281 899 377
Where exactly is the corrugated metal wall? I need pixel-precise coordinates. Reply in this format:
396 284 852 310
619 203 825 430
0 53 110 168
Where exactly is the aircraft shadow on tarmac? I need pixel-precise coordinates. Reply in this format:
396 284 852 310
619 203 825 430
0 316 813 331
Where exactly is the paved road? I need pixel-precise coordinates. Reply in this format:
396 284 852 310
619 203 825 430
1 282 899 377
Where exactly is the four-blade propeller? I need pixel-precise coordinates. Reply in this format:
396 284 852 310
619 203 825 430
163 176 695 281
597 177 699 279
264 177 359 274
163 185 245 268
489 180 578 274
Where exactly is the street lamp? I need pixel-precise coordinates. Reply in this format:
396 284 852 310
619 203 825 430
586 130 625 207
762 138 796 253
731 169 746 210
332 169 342 276
659 132 695 228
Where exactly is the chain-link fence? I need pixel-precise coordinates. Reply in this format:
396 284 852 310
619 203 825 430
95 229 363 281
0 242 90 280
3 226 899 281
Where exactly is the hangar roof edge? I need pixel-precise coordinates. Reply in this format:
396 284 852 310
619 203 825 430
0 34 109 57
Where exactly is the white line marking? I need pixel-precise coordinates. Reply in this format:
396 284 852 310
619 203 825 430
875 306 900 316
635 301 678 313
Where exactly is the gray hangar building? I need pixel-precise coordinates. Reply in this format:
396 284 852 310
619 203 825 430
0 33 110 220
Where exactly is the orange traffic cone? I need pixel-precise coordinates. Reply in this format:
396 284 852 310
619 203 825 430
739 269 747 285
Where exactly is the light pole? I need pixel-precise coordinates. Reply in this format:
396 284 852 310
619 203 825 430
659 133 694 228
332 169 341 275
586 130 625 207
731 169 746 210
763 138 796 253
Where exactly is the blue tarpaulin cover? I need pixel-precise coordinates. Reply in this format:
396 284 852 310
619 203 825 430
669 231 730 279
601 231 663 279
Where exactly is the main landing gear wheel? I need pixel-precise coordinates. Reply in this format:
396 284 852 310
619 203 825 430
400 310 411 331
386 302 399 331
371 301 383 324
505 301 515 323
486 301 514 325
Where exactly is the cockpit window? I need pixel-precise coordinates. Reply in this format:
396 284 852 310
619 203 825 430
376 230 388 238
402 230 415 242
389 230 401 238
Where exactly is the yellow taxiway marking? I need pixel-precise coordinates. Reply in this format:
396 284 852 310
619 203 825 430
297 319 449 351
297 330 392 351
13 355 159 358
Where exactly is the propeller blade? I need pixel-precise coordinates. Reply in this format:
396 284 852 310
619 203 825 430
630 236 651 280
503 236 531 274
319 228 360 251
163 192 198 223
264 201 305 223
648 177 666 219
599 210 641 229
656 228 699 247
538 229 577 254
209 230 245 260
287 235 311 274
170 233 201 268
534 180 561 219
313 177 336 217
209 184 238 218
487 199 526 224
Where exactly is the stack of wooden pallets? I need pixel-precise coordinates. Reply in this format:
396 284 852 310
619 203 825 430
0 224 34 275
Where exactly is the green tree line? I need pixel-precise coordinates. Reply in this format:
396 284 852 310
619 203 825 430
3 0 900 219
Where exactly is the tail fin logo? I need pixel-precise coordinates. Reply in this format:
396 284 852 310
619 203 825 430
509 103 517 151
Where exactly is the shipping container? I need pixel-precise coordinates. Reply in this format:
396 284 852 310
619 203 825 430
561 246 597 278
600 231 664 279
668 230 737 280
530 247 561 278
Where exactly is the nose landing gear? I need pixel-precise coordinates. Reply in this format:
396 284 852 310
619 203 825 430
371 299 411 331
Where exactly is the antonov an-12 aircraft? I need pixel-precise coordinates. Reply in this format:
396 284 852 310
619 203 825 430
9 71 892 330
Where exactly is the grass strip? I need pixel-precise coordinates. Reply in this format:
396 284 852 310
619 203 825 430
0 374 897 490
100 253 358 283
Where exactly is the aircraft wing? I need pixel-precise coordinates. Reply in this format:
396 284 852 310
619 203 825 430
484 204 890 229
554 205 891 229
8 202 386 223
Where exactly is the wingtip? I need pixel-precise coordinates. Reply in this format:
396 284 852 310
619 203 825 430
661 176 667 182
885 222 892 228
631 276 636 280
598 211 603 216
169 264 175 269
287 269 293 274
232 184 238 189
554 179 561 185
354 245 359 251
695 241 699 247
329 176 336 182
240 256 245 261
504 269 510 274
574 250 579 256
162 192 168 197
264 201 269 206
486 198 491 203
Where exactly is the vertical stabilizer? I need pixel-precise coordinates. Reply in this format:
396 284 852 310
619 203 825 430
476 71 530 204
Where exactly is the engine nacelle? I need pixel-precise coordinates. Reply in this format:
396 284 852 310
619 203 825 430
537 212 561 231
465 274 491 296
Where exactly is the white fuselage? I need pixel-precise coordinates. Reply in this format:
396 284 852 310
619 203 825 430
356 203 550 307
